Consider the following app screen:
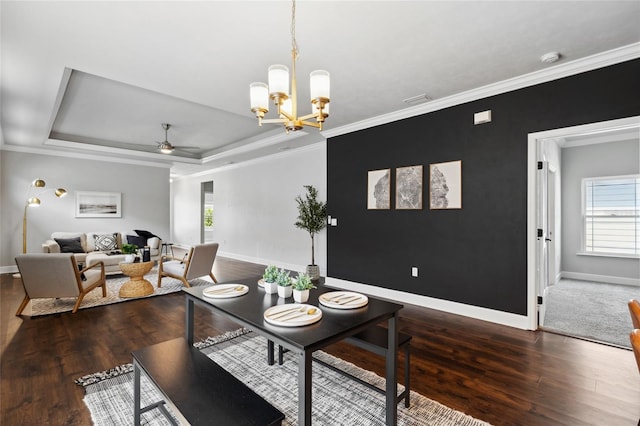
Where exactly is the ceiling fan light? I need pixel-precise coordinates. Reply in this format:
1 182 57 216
159 142 174 154
310 70 330 101
268 64 289 99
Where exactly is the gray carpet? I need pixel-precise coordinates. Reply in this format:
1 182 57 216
77 329 491 426
543 279 638 348
29 268 212 316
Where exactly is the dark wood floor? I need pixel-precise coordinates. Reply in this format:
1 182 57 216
2 257 638 425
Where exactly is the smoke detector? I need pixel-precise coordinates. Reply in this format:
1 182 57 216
540 52 561 64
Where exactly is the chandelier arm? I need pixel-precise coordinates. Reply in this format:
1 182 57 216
300 120 322 129
261 118 288 125
298 112 321 121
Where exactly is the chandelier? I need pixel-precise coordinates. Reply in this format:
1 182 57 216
249 0 330 133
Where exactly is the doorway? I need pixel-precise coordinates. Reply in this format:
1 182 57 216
527 116 640 331
201 181 214 243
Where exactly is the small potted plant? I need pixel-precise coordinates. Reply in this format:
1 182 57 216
276 268 292 298
292 272 316 303
121 243 139 263
262 265 279 294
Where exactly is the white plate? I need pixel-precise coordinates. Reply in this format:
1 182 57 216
203 284 249 299
319 291 368 309
258 279 265 287
264 304 322 327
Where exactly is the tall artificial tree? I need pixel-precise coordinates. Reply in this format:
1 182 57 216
294 185 327 266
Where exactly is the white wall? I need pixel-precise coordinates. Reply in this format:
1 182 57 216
0 150 170 270
561 138 640 282
171 143 327 274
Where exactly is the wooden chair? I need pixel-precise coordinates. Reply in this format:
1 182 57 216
157 243 218 288
15 253 106 315
629 299 640 329
630 329 640 374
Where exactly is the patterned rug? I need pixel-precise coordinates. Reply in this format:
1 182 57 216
28 268 212 317
76 329 491 426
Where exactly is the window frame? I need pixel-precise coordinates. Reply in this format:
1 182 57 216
580 174 640 258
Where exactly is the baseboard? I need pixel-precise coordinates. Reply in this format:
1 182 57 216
0 265 18 275
561 271 640 287
325 276 532 330
216 250 327 277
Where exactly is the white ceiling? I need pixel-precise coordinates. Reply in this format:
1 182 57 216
2 1 640 177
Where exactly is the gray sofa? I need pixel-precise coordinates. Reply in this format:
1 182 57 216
42 231 161 275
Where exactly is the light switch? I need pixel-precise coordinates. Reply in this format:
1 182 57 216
411 267 418 277
331 218 337 226
327 215 332 225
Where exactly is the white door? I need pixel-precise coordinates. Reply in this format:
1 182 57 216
536 160 550 326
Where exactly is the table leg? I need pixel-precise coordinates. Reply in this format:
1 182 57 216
185 297 194 345
386 314 398 425
298 350 312 426
267 340 274 365
134 360 141 425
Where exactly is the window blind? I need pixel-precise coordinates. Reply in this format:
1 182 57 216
584 176 640 255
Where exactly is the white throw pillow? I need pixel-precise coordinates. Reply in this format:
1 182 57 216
94 233 118 251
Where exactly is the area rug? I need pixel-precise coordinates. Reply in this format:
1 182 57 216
76 329 491 426
544 279 637 349
29 268 212 317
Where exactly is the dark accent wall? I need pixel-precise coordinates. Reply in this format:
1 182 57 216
327 59 640 315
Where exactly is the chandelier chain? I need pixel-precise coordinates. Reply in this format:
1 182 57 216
291 0 298 58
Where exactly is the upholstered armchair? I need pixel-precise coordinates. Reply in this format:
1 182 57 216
157 243 219 288
15 253 107 315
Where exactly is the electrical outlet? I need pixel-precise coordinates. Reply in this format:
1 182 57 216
411 266 418 277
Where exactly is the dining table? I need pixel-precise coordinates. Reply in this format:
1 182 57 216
182 276 404 426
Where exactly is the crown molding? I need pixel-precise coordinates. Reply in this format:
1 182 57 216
323 42 640 139
1 143 172 169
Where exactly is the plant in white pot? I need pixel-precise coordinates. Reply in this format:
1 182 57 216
121 243 139 263
276 268 292 298
292 272 316 303
294 185 327 281
262 265 279 294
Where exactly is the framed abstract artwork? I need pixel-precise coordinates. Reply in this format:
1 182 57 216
75 191 122 218
367 169 391 209
429 160 462 209
395 165 423 210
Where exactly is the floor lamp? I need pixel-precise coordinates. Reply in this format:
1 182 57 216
13 179 67 278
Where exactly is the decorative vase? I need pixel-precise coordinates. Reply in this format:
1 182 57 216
293 289 309 303
124 254 135 263
306 264 320 281
264 281 278 294
277 285 292 298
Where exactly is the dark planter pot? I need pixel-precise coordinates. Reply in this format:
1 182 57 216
306 264 320 281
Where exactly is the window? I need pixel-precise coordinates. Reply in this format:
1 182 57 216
583 175 640 256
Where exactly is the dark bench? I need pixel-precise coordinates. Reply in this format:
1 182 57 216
133 337 284 426
272 326 412 407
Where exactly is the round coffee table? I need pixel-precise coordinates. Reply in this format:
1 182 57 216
119 261 154 298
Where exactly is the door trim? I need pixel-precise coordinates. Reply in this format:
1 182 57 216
527 116 640 330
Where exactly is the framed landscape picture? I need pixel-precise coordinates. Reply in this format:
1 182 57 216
367 169 391 209
395 165 423 210
430 160 462 209
75 191 122 218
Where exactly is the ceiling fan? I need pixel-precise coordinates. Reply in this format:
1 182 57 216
156 123 199 154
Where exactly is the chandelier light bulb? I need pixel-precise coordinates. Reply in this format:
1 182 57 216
55 188 67 198
32 179 46 188
268 65 290 100
28 197 41 206
250 82 269 114
310 70 330 101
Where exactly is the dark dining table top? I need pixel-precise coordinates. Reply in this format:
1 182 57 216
182 276 404 352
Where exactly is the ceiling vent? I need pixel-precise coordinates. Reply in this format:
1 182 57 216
403 93 432 106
